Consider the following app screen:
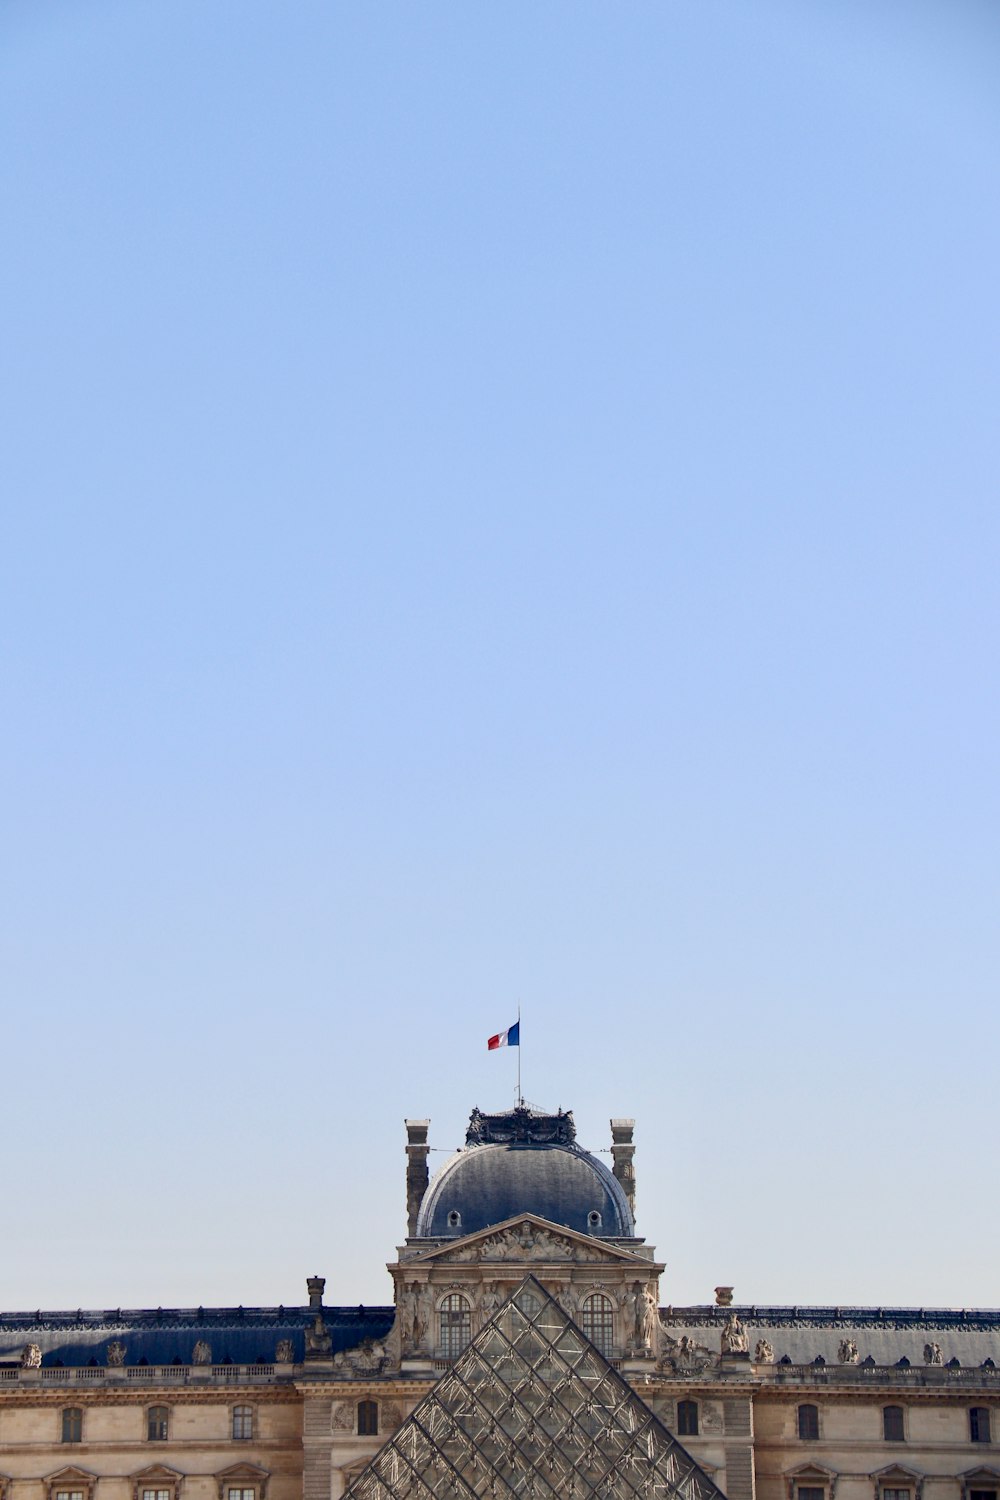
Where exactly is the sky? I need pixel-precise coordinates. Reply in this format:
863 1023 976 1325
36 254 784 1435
2 0 999 1316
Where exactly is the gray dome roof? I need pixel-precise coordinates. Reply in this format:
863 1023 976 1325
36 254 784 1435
416 1140 635 1239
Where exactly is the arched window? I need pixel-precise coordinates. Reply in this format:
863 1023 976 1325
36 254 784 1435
883 1406 905 1442
232 1406 254 1440
61 1409 83 1444
357 1400 378 1436
677 1400 699 1436
147 1406 169 1441
581 1294 614 1357
439 1294 471 1358
798 1404 819 1441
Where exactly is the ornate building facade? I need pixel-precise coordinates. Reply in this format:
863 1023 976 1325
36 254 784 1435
1 1106 998 1500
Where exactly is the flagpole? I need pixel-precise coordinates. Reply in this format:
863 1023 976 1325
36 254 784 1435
517 1002 521 1106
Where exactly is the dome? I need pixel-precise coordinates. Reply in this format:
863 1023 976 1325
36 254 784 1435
415 1106 635 1239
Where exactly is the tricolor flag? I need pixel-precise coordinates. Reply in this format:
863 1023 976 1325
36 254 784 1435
487 1021 520 1050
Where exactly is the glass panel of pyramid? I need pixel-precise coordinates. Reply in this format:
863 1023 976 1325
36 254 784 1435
345 1275 729 1500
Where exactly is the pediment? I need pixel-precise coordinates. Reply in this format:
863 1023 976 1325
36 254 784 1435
45 1470 97 1487
789 1466 838 1482
403 1213 654 1267
960 1469 1000 1485
215 1465 269 1500
873 1467 923 1485
132 1468 184 1486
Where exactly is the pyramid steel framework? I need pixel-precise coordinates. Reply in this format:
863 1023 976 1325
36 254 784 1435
345 1276 729 1500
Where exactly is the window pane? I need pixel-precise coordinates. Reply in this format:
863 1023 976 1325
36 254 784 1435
798 1488 825 1500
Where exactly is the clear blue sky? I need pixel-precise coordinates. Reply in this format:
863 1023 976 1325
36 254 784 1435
2 0 998 1313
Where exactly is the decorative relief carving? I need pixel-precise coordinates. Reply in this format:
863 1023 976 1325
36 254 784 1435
20 1343 41 1368
331 1402 354 1431
838 1339 859 1364
754 1339 774 1364
657 1326 716 1375
106 1340 126 1367
923 1342 942 1365
275 1339 294 1363
192 1340 212 1365
721 1315 749 1354
332 1338 388 1376
702 1401 723 1433
381 1401 403 1433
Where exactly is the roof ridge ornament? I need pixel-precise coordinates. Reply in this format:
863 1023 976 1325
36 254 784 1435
465 1104 576 1146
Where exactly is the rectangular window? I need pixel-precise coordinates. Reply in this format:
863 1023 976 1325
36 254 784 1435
232 1407 254 1440
883 1489 911 1500
798 1488 825 1500
228 1489 256 1500
970 1409 992 1444
143 1490 171 1500
677 1401 698 1437
61 1409 83 1443
55 1491 84 1500
883 1406 905 1442
147 1407 169 1442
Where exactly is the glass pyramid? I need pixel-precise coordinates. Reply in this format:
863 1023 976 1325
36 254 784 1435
345 1275 728 1500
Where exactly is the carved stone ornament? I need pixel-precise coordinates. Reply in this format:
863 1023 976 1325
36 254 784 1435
331 1402 354 1431
381 1400 403 1433
838 1339 860 1364
754 1339 775 1364
106 1340 127 1367
721 1314 749 1355
923 1342 943 1365
465 1105 576 1147
275 1339 294 1363
192 1340 212 1365
332 1337 387 1376
20 1343 42 1369
657 1327 716 1375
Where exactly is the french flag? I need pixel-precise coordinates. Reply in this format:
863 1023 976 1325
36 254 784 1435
487 1021 520 1050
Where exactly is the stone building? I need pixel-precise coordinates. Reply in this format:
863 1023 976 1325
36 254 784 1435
1 1105 998 1500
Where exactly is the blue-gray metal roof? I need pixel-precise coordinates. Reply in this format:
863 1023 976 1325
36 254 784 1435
416 1141 635 1238
0 1306 394 1367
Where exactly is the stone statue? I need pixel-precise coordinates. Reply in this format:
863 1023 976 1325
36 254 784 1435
754 1339 774 1364
21 1343 41 1369
721 1314 748 1354
106 1340 126 1367
275 1339 294 1363
923 1342 942 1365
631 1283 658 1351
192 1340 212 1365
838 1339 859 1364
306 1313 332 1356
557 1285 577 1318
480 1283 502 1323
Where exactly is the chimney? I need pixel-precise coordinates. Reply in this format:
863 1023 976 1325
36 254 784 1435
405 1119 431 1237
610 1118 636 1221
306 1276 325 1311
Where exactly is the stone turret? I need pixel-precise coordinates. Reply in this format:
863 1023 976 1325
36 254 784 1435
405 1119 431 1236
610 1118 636 1220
